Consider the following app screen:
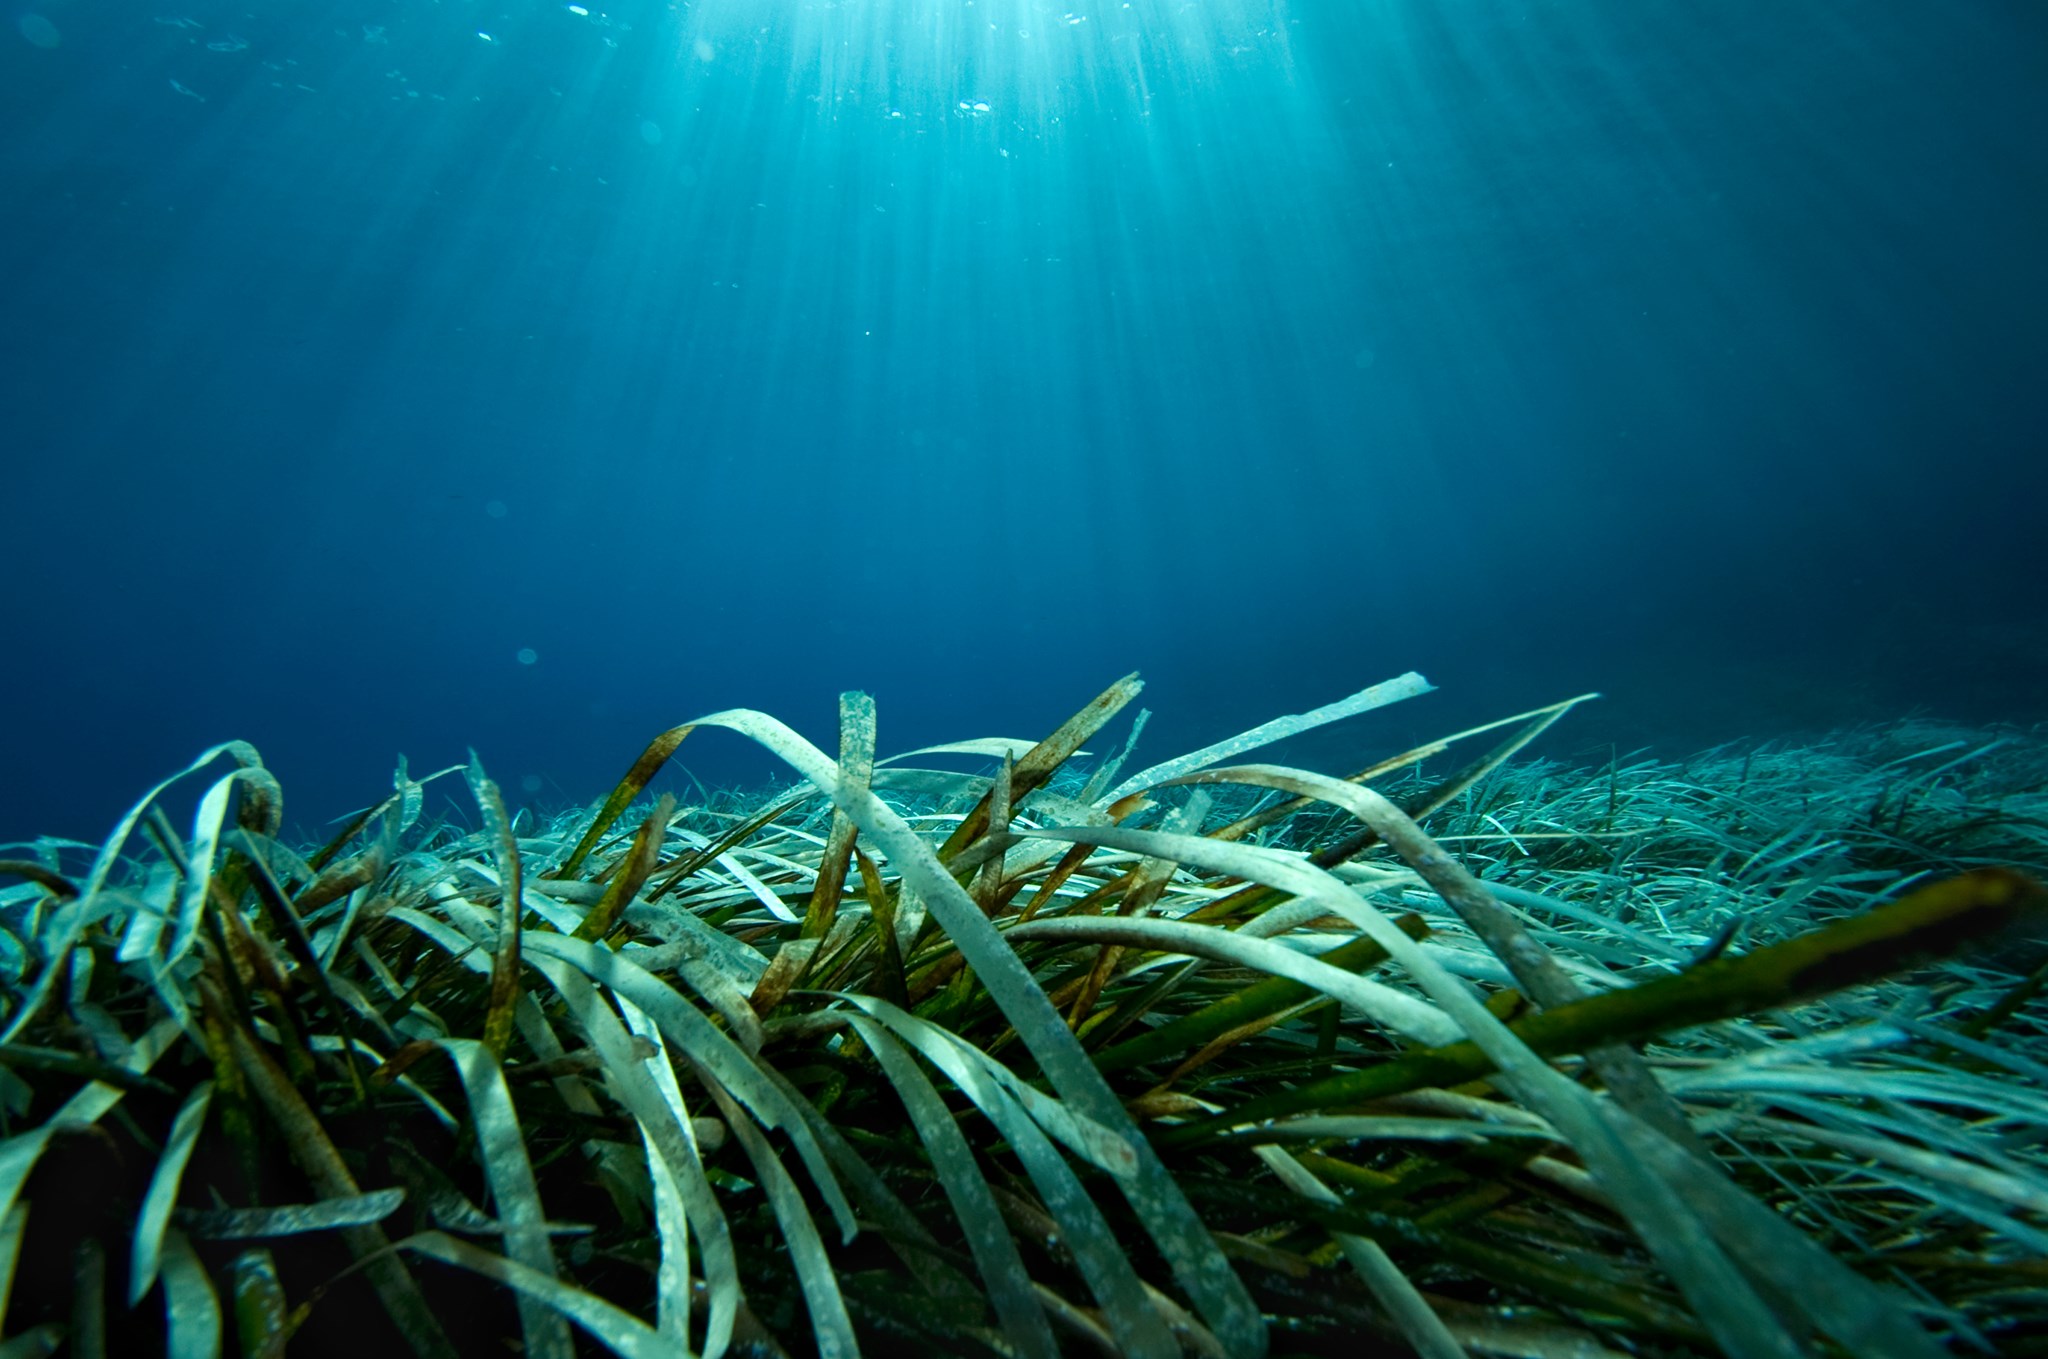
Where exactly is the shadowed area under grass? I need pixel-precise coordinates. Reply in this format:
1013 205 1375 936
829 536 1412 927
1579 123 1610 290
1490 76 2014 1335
2 676 2045 1358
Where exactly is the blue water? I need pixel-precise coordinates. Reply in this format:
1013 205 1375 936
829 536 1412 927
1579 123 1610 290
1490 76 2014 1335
3 2 2044 843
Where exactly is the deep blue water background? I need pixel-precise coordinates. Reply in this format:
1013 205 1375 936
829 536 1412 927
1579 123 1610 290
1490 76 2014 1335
3 1 2044 845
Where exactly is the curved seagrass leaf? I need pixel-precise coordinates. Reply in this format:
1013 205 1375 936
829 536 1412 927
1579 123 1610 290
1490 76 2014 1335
431 1038 573 1359
174 1187 407 1239
230 1247 287 1359
846 1016 1058 1359
523 934 858 1239
646 789 819 904
1481 879 1685 962
802 692 875 941
1090 915 1431 1074
700 1072 858 1359
0 862 76 900
1002 915 1460 1048
1180 695 1599 930
623 936 764 1054
1098 764 1975 1359
110 859 175 968
684 703 1266 1356
1160 868 2048 1141
1255 1144 1463 1359
1179 763 1703 1154
1199 1173 1711 1345
5 901 100 1043
840 1002 1175 1359
291 848 384 919
466 758 525 1060
383 906 488 975
0 929 24 992
158 1229 220 1359
938 674 1145 862
839 995 1140 1179
635 1111 693 1352
531 958 738 1359
610 998 697 1352
1012 816 1809 1359
306 761 460 874
1230 1116 1556 1146
130 1081 212 1304
1204 694 1596 852
558 724 695 879
0 1204 21 1335
1746 1114 2048 1217
0 1017 181 1249
876 737 1047 766
1102 673 1433 804
158 748 274 982
746 936 818 1015
396 1233 672 1359
754 1061 983 1308
234 844 368 1102
1600 1106 1954 1359
571 794 671 942
1079 705 1150 803
0 1042 176 1095
222 1022 455 1359
388 1144 592 1240
619 897 769 985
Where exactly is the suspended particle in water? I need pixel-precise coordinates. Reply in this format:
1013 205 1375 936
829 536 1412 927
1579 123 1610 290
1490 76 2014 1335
519 774 544 794
640 119 662 145
484 499 508 518
516 648 538 665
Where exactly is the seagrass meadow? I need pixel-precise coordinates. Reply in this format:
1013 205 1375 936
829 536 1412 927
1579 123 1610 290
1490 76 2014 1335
3 673 2046 1359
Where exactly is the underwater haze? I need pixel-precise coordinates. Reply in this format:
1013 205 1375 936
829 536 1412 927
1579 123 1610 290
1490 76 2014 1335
2 1 2044 844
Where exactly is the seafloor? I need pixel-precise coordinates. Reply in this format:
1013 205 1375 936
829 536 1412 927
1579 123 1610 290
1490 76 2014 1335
2 685 2043 1358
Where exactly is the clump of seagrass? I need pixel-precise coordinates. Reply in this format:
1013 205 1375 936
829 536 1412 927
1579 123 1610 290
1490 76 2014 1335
2 675 2046 1359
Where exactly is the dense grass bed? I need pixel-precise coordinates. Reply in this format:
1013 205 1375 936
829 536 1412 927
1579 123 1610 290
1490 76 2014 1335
2 675 2044 1358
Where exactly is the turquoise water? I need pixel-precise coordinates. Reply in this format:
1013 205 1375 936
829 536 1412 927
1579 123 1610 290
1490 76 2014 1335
3 2 2043 839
